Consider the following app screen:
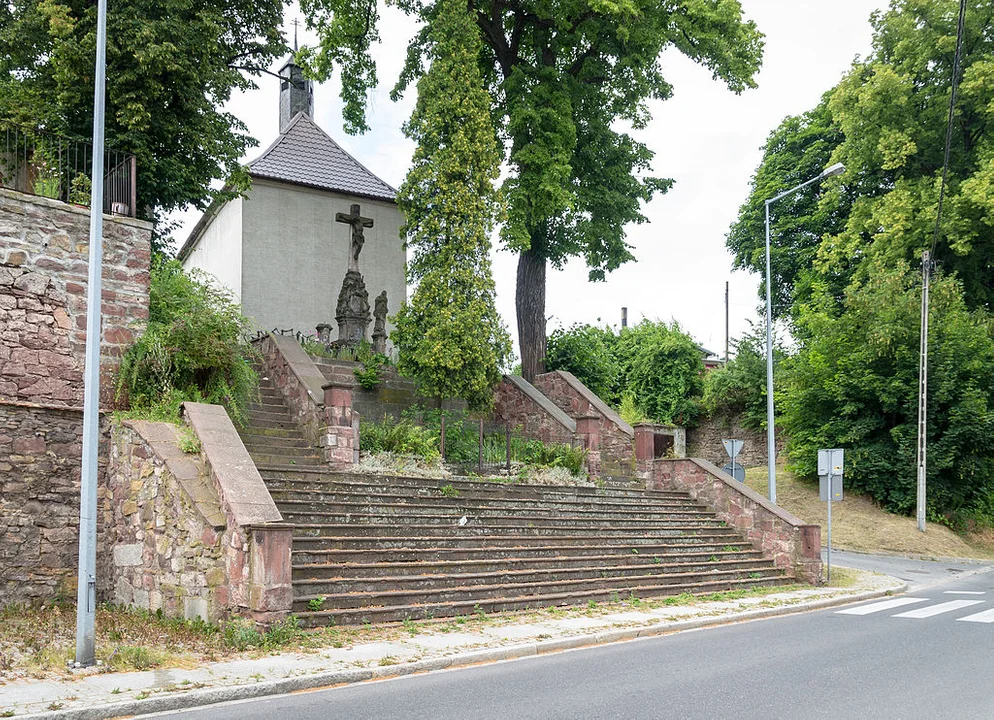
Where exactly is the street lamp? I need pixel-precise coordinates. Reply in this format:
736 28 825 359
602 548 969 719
763 162 845 504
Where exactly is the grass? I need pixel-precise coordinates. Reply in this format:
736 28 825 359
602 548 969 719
0 581 810 682
743 465 994 559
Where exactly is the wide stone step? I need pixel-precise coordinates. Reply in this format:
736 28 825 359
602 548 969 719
239 426 307 440
290 531 742 549
294 575 791 625
291 541 758 565
248 453 326 467
267 488 707 514
291 523 738 539
242 437 314 451
273 497 714 521
292 552 770 580
260 470 690 502
294 561 781 595
278 509 722 528
245 409 295 424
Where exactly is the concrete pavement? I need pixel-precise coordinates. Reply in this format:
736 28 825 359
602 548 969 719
0 567 912 719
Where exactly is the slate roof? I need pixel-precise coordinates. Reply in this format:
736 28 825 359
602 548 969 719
248 112 397 202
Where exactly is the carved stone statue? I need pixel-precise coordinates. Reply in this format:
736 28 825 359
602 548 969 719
372 290 388 355
335 203 374 273
335 270 371 345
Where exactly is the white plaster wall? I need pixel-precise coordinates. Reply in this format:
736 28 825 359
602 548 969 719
181 198 244 304
240 179 407 343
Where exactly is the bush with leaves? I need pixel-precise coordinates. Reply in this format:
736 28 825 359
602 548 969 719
613 320 705 427
781 262 994 526
359 415 440 461
545 323 620 404
117 260 257 423
701 325 777 430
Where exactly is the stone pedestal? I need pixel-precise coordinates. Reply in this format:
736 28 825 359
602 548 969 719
321 380 357 466
335 270 371 345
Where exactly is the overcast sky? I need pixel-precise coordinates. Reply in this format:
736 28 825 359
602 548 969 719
173 0 889 360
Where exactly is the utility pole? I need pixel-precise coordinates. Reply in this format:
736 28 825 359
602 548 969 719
75 0 108 667
724 281 729 364
916 250 931 533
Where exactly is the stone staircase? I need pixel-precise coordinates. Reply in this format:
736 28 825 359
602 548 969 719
237 381 791 627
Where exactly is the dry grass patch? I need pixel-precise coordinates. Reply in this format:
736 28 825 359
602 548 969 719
743 466 994 559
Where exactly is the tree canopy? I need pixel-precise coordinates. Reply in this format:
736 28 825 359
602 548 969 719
0 0 286 230
390 0 512 409
300 0 765 380
727 0 994 524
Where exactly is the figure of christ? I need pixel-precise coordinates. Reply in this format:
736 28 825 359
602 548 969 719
335 203 375 272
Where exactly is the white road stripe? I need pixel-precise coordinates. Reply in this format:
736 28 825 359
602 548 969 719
893 600 984 618
957 608 994 623
836 597 928 615
943 590 986 595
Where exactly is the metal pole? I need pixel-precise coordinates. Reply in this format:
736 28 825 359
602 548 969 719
725 281 729 364
764 199 776 505
828 468 832 582
505 422 511 473
478 418 484 474
916 251 930 532
75 0 108 668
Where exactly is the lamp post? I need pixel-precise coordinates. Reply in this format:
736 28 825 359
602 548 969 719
763 162 844 505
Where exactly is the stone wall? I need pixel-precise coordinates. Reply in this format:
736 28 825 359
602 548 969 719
643 457 821 584
533 370 636 481
687 413 785 468
102 412 292 623
102 421 227 620
0 401 108 603
0 189 152 407
493 375 576 446
312 356 465 421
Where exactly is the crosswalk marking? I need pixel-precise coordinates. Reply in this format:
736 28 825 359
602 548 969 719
957 608 994 623
836 597 928 615
944 590 985 595
892 600 984 618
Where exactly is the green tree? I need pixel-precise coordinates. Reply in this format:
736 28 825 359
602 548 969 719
390 0 512 410
782 262 994 525
0 0 285 235
614 320 704 426
545 323 620 404
299 0 764 380
730 0 994 323
701 324 772 430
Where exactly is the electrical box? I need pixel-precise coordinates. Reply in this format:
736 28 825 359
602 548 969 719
819 474 843 502
817 448 844 477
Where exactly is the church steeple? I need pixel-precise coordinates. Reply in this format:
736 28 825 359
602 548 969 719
279 56 314 133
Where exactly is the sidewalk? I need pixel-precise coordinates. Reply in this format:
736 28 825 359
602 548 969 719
2 571 902 719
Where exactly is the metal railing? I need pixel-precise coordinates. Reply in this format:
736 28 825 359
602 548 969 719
0 121 137 217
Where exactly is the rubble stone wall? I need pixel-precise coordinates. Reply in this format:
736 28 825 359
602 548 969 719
0 189 152 407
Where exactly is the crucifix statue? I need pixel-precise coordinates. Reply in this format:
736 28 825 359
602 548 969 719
335 203 374 272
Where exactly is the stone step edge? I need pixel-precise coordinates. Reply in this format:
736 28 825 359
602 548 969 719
295 577 793 624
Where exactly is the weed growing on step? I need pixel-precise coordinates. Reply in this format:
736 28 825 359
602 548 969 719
307 597 326 612
439 484 459 498
402 617 420 636
176 427 202 454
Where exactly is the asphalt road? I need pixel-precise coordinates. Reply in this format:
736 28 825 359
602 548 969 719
156 559 994 720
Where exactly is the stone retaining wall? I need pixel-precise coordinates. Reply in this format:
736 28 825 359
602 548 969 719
533 370 636 481
0 189 152 407
493 375 576 446
643 457 821 584
687 414 784 468
0 400 109 604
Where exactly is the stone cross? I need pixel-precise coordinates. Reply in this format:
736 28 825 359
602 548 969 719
335 203 374 272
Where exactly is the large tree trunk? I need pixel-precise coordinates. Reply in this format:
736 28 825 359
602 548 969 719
516 247 547 383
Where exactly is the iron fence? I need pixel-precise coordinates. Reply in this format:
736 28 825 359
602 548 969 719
0 120 137 217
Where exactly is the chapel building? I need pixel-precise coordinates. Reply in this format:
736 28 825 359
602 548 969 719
178 58 406 346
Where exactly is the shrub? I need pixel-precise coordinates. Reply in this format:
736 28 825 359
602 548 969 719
545 323 620 404
360 415 440 461
117 260 258 424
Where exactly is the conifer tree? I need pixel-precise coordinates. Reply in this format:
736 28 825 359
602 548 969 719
391 0 511 409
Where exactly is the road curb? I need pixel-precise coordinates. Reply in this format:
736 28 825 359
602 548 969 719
19 582 904 720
